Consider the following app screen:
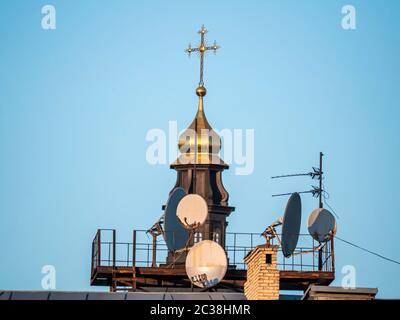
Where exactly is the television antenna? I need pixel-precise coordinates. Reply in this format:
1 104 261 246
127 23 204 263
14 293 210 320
265 153 338 259
271 152 325 209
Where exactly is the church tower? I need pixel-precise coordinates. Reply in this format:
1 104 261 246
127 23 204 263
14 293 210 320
167 26 235 249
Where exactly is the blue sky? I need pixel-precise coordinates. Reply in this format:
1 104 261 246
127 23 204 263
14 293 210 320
0 0 399 297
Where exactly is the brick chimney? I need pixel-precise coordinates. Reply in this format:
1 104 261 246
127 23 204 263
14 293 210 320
244 244 280 300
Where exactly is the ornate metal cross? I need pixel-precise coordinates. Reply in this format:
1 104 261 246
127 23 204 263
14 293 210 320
185 25 220 86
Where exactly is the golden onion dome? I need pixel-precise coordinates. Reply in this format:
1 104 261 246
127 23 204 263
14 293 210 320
173 86 225 166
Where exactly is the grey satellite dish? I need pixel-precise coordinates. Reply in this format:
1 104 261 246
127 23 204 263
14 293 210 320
308 208 337 243
185 240 227 288
176 194 208 229
163 187 190 251
281 192 302 258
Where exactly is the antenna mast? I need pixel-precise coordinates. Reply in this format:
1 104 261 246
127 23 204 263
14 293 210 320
319 152 324 209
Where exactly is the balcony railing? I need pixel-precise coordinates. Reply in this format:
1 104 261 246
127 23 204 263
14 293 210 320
91 229 334 276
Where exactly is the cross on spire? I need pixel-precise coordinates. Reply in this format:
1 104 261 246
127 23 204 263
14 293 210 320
185 25 220 87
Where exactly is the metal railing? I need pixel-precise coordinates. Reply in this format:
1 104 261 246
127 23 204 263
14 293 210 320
91 229 334 275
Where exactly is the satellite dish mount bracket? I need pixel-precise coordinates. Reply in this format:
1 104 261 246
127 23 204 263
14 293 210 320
261 217 282 246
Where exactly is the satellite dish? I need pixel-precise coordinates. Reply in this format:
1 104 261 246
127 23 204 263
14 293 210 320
185 240 227 288
281 192 302 258
176 194 208 228
308 208 337 243
163 187 190 251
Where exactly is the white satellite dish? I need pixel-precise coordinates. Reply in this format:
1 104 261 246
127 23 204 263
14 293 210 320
308 208 337 243
185 240 227 288
177 194 208 229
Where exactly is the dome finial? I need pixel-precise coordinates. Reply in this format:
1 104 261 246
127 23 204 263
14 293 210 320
185 25 220 88
173 27 224 166
196 86 207 97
